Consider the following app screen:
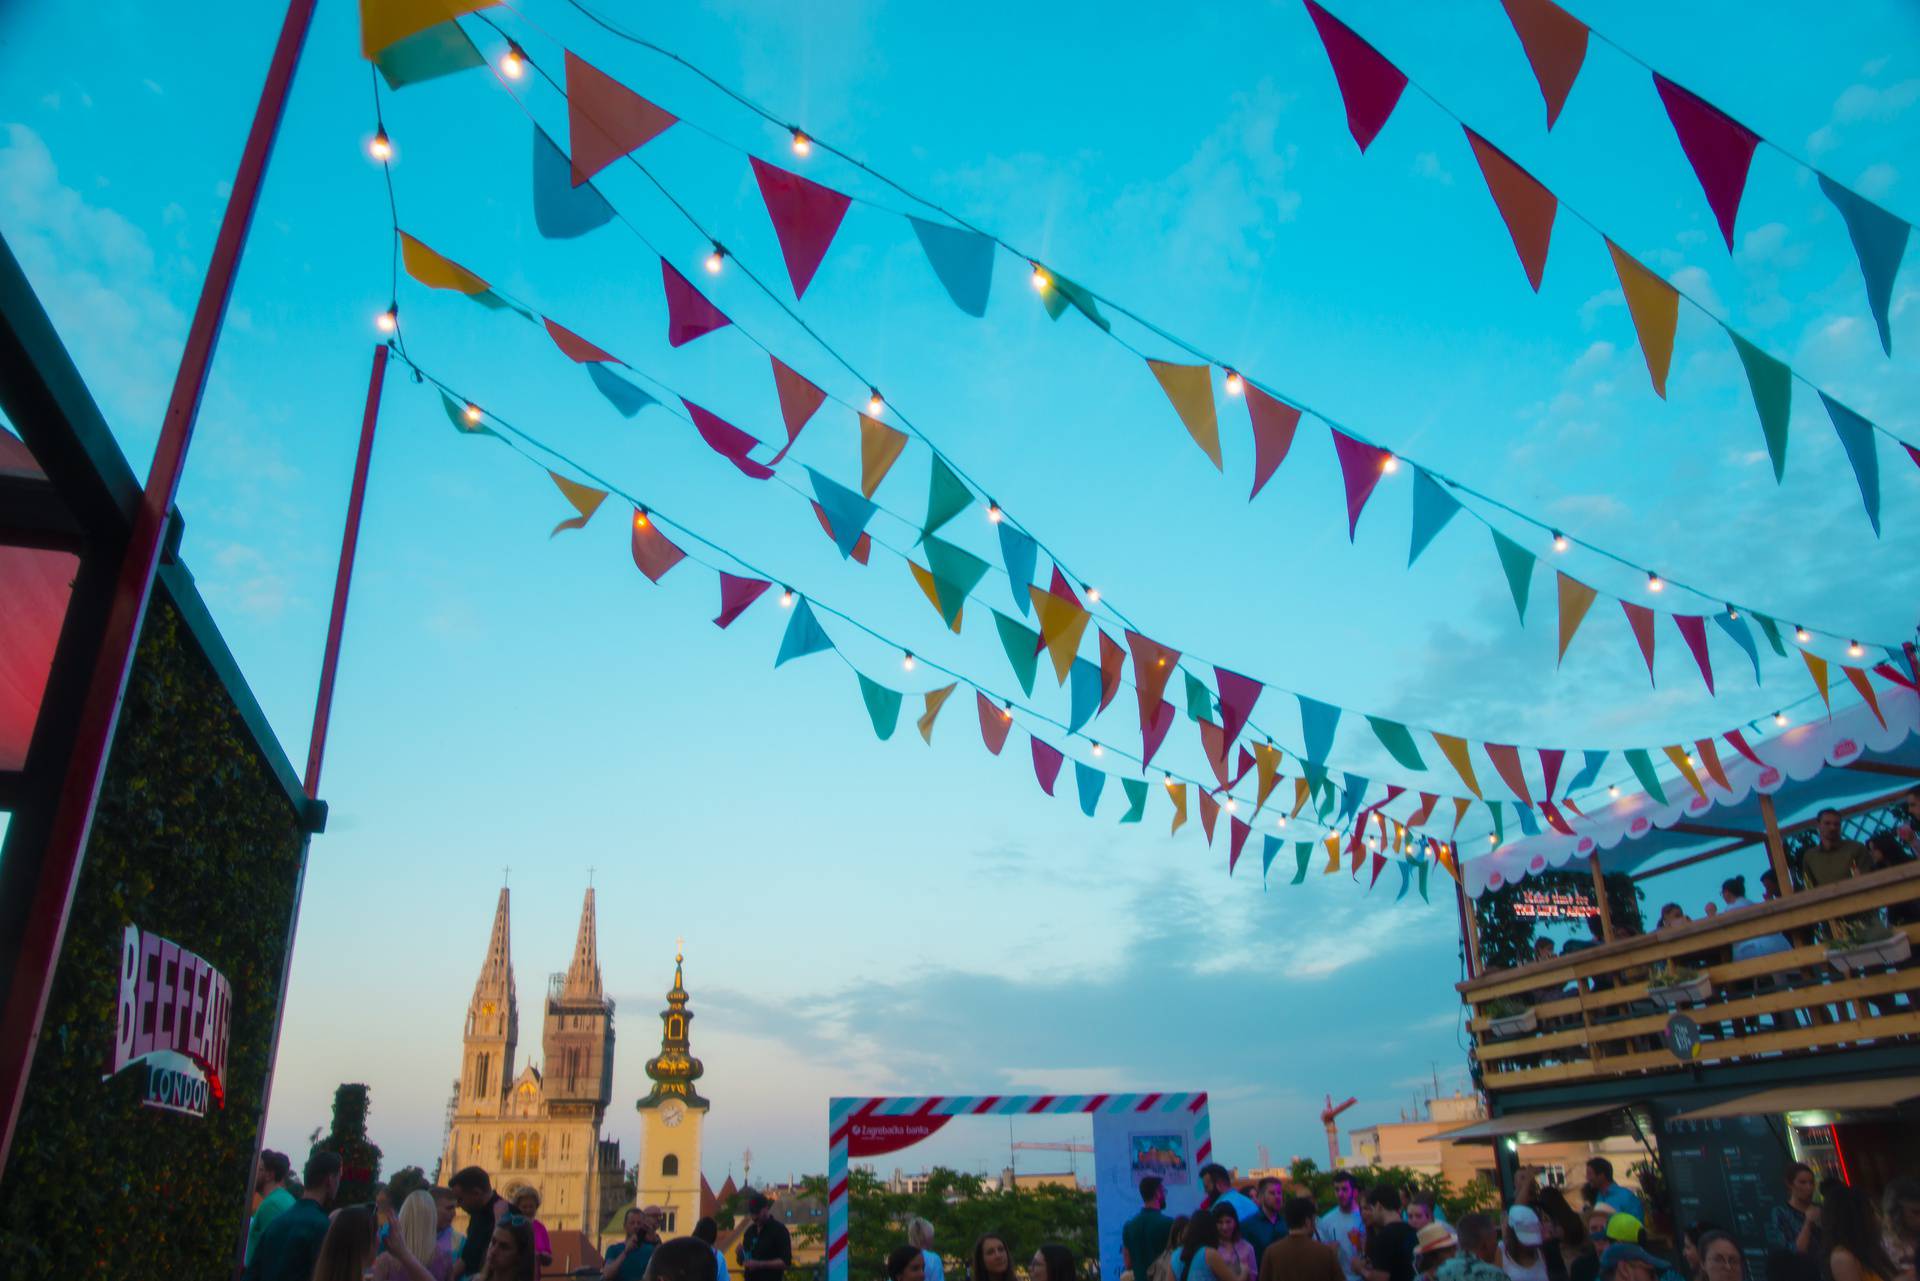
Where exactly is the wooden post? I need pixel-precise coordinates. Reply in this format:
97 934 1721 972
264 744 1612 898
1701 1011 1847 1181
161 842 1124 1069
1456 878 1483 979
1590 852 1616 941
1758 793 1794 895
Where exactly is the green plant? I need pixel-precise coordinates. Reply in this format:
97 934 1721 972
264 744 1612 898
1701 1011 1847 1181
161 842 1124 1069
1646 961 1704 986
1482 997 1528 1019
1285 1159 1496 1223
1832 920 1895 948
314 1084 383 1206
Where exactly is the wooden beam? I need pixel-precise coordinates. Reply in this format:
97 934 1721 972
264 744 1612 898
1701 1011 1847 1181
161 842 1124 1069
1458 878 1483 979
1839 760 1920 781
1590 852 1615 942
1758 793 1793 895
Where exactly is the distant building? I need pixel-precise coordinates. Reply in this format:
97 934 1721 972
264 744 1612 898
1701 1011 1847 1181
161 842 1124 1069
998 1168 1083 1191
601 952 712 1248
1342 1092 1641 1194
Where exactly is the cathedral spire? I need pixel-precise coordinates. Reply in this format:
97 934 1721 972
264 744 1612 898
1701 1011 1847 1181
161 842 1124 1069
640 946 705 1107
474 886 514 1000
563 887 603 1001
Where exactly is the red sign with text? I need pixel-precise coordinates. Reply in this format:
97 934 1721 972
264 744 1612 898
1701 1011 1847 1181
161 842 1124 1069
847 1114 952 1156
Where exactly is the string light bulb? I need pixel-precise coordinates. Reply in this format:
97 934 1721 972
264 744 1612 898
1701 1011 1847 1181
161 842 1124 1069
1380 452 1400 474
1489 834 1499 845
866 388 884 416
1647 572 1664 593
987 501 1003 523
1277 816 1288 828
1083 584 1099 603
633 508 650 529
779 588 795 608
1226 798 1238 813
1030 263 1051 291
1091 742 1103 757
1551 531 1569 553
1001 701 1013 723
501 41 526 79
463 402 483 424
375 303 398 334
1727 605 1740 620
1224 369 1244 396
1795 625 1811 643
705 244 725 274
369 128 392 162
1773 710 1788 727
790 128 811 156
902 651 915 672
1848 639 1865 658
1608 784 1621 798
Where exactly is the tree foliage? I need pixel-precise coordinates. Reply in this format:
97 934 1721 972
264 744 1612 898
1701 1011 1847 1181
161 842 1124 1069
795 1168 1097 1279
1285 1159 1498 1224
314 1083 384 1207
388 1165 430 1212
1472 870 1642 972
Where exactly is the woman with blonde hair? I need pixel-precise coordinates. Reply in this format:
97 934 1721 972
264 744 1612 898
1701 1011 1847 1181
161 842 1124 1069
315 1203 439 1281
909 1218 947 1281
375 1190 445 1281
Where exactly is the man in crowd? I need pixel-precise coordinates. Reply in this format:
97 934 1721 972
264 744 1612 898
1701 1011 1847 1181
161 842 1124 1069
1203 1164 1259 1221
1354 1186 1417 1281
1244 1177 1290 1262
651 1237 722 1281
1803 808 1868 887
605 1207 662 1280
1413 1224 1457 1281
1260 1196 1344 1281
1124 1176 1175 1281
1436 1214 1506 1281
739 1191 794 1281
1600 1243 1667 1281
1407 1194 1446 1233
448 1165 509 1280
244 1150 341 1281
1317 1171 1367 1281
1586 1159 1643 1219
246 1149 295 1265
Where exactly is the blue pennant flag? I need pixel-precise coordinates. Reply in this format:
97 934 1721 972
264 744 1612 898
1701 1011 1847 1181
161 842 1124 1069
1566 750 1608 793
1821 393 1882 536
997 522 1038 614
533 127 613 239
908 216 995 318
586 363 657 417
1408 468 1462 566
1120 777 1147 823
1820 174 1910 356
1713 610 1762 685
775 598 833 666
1075 760 1105 817
1395 859 1414 902
807 467 878 558
1337 773 1368 826
1261 834 1282 888
1299 695 1341 765
1067 658 1102 734
1514 803 1541 838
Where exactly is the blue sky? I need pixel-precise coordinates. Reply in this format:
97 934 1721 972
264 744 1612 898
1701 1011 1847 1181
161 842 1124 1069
2 0 1917 1181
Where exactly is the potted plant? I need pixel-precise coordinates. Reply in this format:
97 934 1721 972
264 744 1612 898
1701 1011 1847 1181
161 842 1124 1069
1482 997 1537 1038
1646 961 1712 1008
1826 921 1912 973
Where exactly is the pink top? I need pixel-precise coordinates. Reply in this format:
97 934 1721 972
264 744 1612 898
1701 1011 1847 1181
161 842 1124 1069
530 1217 553 1258
1223 1240 1256 1277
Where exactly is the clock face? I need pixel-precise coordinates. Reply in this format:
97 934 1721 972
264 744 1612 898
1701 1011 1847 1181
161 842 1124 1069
660 1099 686 1127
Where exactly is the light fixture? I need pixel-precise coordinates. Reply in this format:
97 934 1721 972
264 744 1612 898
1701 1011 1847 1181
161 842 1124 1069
1030 263 1051 291
1848 639 1865 658
780 588 795 608
1380 453 1400 474
1609 784 1621 798
790 128 811 156
375 303 398 333
1277 816 1288 828
987 501 1003 523
1084 584 1100 603
1165 775 1178 790
1795 625 1811 643
1091 742 1103 757
1001 702 1013 723
1773 710 1788 727
902 651 915 672
1224 369 1244 396
633 509 650 529
705 244 725 274
1551 531 1569 553
369 128 392 162
1489 834 1499 845
1226 798 1238 813
866 388 884 416
463 402 483 424
1647 572 1664 593
1727 605 1740 620
501 41 526 79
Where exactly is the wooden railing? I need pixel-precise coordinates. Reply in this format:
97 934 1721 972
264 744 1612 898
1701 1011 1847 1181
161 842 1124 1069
1459 862 1920 1091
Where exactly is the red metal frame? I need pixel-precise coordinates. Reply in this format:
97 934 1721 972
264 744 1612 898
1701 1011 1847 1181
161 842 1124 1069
0 0 318 1174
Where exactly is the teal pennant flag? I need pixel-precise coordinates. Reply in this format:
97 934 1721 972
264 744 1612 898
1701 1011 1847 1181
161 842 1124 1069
858 674 903 740
776 598 833 666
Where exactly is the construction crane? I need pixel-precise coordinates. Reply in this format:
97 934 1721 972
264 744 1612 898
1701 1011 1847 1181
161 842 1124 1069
1011 1142 1094 1153
1321 1094 1357 1169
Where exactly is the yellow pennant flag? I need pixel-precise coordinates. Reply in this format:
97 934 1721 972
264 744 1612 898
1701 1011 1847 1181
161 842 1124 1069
859 413 908 497
917 683 958 744
1323 835 1342 874
1607 240 1678 399
1251 742 1283 810
361 0 497 59
1556 572 1598 664
1292 777 1312 818
400 232 489 295
1451 797 1473 835
907 562 963 633
1801 648 1831 711
1433 732 1484 799
1029 587 1093 683
548 471 608 535
1437 843 1461 883
1844 666 1887 729
1168 781 1189 834
1145 359 1222 469
1663 745 1706 799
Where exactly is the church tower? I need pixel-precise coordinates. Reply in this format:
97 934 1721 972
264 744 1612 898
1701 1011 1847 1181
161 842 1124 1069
543 888 614 1113
458 887 518 1117
634 948 706 1237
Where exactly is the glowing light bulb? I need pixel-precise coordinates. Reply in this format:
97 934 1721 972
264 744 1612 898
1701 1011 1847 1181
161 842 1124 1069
501 43 526 79
987 502 1003 523
633 509 650 529
1155 657 1167 668
1795 625 1810 643
902 651 915 672
1030 263 1051 291
779 589 795 608
1489 834 1499 845
790 128 811 156
375 304 398 334
1084 584 1100 603
463 403 483 424
1224 369 1244 396
1091 743 1103 757
1608 785 1621 798
1277 817 1288 828
1848 639 1864 658
1647 572 1664 593
1773 710 1788 727
1165 776 1177 790
705 245 725 274
1001 703 1013 723
1727 606 1741 621
866 388 884 416
369 128 392 162
1380 453 1400 474
1551 531 1569 553
1226 798 1238 813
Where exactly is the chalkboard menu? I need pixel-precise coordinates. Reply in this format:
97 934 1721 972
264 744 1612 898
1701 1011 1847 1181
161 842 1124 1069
1662 1114 1791 1281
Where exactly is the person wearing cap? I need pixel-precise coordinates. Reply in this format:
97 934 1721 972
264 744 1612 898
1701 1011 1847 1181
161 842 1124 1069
1600 1244 1665 1281
1438 1214 1508 1281
1604 1216 1646 1249
1502 1207 1549 1281
1414 1225 1458 1281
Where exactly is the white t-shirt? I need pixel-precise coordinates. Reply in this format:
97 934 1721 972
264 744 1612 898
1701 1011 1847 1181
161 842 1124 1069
1500 1245 1549 1281
1318 1207 1366 1281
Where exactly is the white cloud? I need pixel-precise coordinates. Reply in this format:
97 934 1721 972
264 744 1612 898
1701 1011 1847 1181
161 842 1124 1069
1855 162 1899 199
1412 152 1454 186
1568 340 1615 379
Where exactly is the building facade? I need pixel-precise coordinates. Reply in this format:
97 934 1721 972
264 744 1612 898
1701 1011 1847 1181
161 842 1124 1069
438 888 627 1235
632 950 708 1237
1344 1092 1642 1196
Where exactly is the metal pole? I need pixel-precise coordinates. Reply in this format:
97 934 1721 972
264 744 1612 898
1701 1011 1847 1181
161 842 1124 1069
1455 876 1482 979
0 0 318 1175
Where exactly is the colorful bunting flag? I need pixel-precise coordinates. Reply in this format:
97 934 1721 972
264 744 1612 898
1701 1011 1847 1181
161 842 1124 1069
1146 359 1222 470
1197 719 1232 789
1821 394 1882 535
908 216 995 317
1324 835 1342 874
1198 791 1221 845
1844 666 1886 728
1030 587 1093 683
1654 73 1759 251
1394 858 1414 901
1214 667 1264 744
1169 780 1189 834
1037 272 1111 331
1673 615 1716 694
1298 695 1341 766
1031 737 1065 796
923 536 989 628
1465 129 1558 291
1663 745 1706 799
813 502 871 564
1229 816 1252 873
1490 529 1536 621
543 317 616 363
401 232 488 295
1329 430 1390 540
1487 800 1504 846
533 127 614 239
1408 469 1462 566
1141 698 1176 769
1127 631 1182 733
1694 738 1731 791
1539 801 1575 836
563 50 676 184
976 691 1013 754
1367 716 1427 770
547 472 607 535
1075 760 1106 817
360 0 496 59
1539 748 1565 799
373 20 483 88
1252 743 1283 811
923 455 972 538
1820 175 1909 356
629 511 686 583
714 573 771 628
1484 743 1533 803
1621 601 1657 684
1607 242 1678 398
1498 0 1588 128
440 396 498 440
1302 0 1407 152
1433 732 1483 799
1067 659 1102 734
1184 670 1216 723
661 260 731 347
1245 384 1304 499
587 363 656 417
1724 729 1763 768
1121 777 1148 823
858 674 903 740
917 682 958 744
1622 748 1667 804
1566 749 1608 793
1752 613 1789 657
1714 610 1762 684
1098 631 1125 711
1261 834 1282 886
1513 803 1541 838
1556 573 1598 664
683 399 774 480
1291 842 1313 885
768 356 826 464
1451 796 1472 836
1407 792 1439 827
749 156 852 300
775 596 833 665
1730 330 1792 481
859 413 908 497
993 611 1043 696
998 523 1039 615
807 468 878 558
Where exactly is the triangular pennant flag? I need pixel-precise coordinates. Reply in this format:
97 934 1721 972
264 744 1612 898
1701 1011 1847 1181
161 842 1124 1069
1556 573 1598 665
1407 792 1439 827
1730 330 1792 481
1075 760 1107 817
1513 803 1541 838
998 523 1039 616
807 467 878 558
1417 857 1432 902
768 357 826 464
1673 615 1716 694
1622 748 1668 804
1724 729 1764 768
1141 698 1177 769
905 571 964 633
993 611 1043 697
1030 587 1093 683
1292 777 1313 819
1037 272 1111 331
564 50 676 184
1197 791 1221 845
1844 666 1886 728
1567 749 1608 793
858 674 904 741
1607 241 1679 398
1291 842 1313 885
1245 384 1304 499
1663 745 1706 799
1197 719 1232 789
1539 748 1565 800
1753 613 1789 657
533 127 613 239
813 502 871 564
1298 695 1341 766
1145 359 1222 469
1451 796 1472 836
1323 835 1342 874
1214 667 1264 745
1031 737 1065 796
714 573 771 628
587 363 656 417
1067 659 1102 734
923 536 990 628
1409 469 1462 565
907 216 994 317
1484 743 1533 803
1499 0 1588 128
1329 429 1391 540
1262 834 1283 886
548 472 607 535
1487 800 1505 846
684 399 774 480
775 597 833 665
1539 801 1575 836
1821 393 1882 535
1394 859 1414 901
923 455 972 538
1654 73 1759 250
1127 632 1183 733
1229 816 1252 874
1097 631 1125 711
1121 777 1148 823
1045 567 1082 609
1169 780 1190 835
1820 175 1910 356
373 19 484 88
360 0 495 59
1622 601 1658 684
917 683 958 744
750 156 852 300
1367 716 1427 770
544 316 617 363
1368 850 1388 887
1433 732 1483 798
976 691 1013 755
661 260 731 347
1694 738 1732 792
1465 128 1558 291
1714 610 1762 684
859 413 908 497
1252 742 1283 812
1302 0 1407 152
439 392 496 438
1490 529 1536 621
629 511 686 583
1184 670 1217 724
400 231 488 294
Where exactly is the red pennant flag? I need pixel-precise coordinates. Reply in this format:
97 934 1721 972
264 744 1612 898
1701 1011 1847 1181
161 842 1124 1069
661 260 731 347
977 692 1013 756
1674 614 1715 694
1046 567 1083 607
1097 631 1125 711
1484 743 1533 804
769 356 826 465
1329 429 1391 540
1232 746 1256 790
1724 728 1764 768
1621 600 1657 684
682 399 774 479
1302 0 1408 152
1539 747 1565 799
1369 851 1387 888
1560 798 1585 820
1125 631 1182 732
1198 791 1221 845
1465 128 1558 291
1141 698 1176 769
750 156 852 300
1539 801 1575 836
629 510 685 582
1693 738 1732 792
811 501 870 564
1031 737 1065 796
1499 0 1588 128
1198 719 1232 789
1229 816 1252 873
714 573 771 628
1407 792 1439 827
564 51 676 185
1844 666 1887 728
1214 667 1265 745
544 316 617 363
1653 73 1759 251
1245 384 1304 499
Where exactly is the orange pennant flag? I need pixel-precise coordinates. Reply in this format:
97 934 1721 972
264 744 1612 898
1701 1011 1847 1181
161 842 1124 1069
1251 742 1283 811
1168 780 1189 835
1556 572 1598 664
1663 745 1706 799
907 562 963 633
400 231 488 294
1145 359 1222 470
564 50 677 184
1465 129 1558 291
1607 240 1678 398
548 471 607 535
1622 601 1658 684
361 0 496 59
1407 792 1439 827
1438 843 1461 883
917 683 958 744
544 317 617 363
1198 792 1221 844
859 413 908 497
1324 835 1342 874
1029 587 1092 683
1433 733 1484 798
1292 777 1312 819
1802 648 1831 711
1693 738 1731 792
1451 796 1473 836
1844 666 1886 728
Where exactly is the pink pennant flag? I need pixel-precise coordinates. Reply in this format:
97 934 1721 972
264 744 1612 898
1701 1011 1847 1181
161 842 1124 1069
1674 614 1715 694
1031 737 1065 796
1046 566 1083 607
1198 719 1232 789
1539 801 1575 835
629 510 686 582
1724 728 1764 768
1653 73 1759 251
1302 0 1408 152
1141 697 1176 770
1097 631 1125 711
1621 600 1657 684
1126 631 1182 733
1232 745 1256 790
661 260 731 347
1198 791 1221 845
750 156 852 300
1214 666 1265 744
544 316 617 363
1484 743 1533 803
1329 429 1391 540
714 573 771 628
682 398 774 479
1245 383 1304 500
1229 816 1252 873
1538 747 1565 799
977 692 1013 756
1369 851 1387 888
769 356 826 464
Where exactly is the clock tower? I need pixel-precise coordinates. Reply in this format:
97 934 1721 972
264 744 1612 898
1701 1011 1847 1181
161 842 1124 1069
635 948 706 1236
